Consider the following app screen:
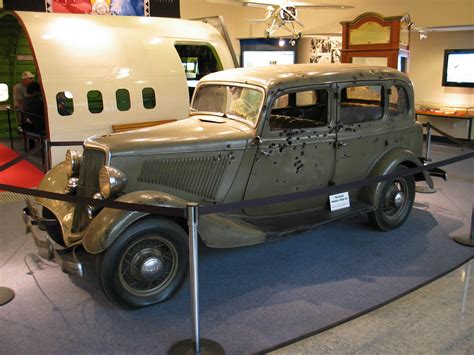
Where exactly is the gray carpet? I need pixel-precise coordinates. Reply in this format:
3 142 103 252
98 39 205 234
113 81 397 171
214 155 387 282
0 143 473 355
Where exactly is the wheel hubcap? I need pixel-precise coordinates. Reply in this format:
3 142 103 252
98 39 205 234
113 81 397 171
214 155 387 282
383 180 408 219
140 257 163 281
393 191 405 209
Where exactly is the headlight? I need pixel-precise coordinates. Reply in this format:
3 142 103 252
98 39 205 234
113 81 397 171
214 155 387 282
65 149 82 178
99 165 127 198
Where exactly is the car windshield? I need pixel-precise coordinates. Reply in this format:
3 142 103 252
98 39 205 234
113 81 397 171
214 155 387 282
191 84 264 126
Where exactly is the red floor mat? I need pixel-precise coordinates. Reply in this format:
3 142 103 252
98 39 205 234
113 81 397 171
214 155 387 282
0 144 45 191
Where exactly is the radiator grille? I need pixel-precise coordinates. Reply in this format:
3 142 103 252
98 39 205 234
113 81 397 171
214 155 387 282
138 155 230 200
71 149 106 233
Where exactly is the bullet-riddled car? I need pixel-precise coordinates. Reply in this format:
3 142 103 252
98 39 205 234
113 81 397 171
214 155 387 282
24 64 435 308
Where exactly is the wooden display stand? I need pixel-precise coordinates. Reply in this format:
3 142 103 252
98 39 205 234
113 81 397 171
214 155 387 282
340 12 411 72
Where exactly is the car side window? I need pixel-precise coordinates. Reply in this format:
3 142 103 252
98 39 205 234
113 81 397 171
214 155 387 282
269 89 328 130
339 85 383 124
388 85 409 117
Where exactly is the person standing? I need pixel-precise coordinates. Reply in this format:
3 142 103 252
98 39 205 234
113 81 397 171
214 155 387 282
13 71 35 129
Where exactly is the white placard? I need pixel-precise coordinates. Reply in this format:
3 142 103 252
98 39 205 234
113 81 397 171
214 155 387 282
329 192 350 211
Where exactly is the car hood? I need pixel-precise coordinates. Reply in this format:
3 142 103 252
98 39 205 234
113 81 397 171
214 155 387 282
85 116 254 156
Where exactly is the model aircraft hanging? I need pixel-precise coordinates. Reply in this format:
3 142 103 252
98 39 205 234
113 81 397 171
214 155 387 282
209 0 353 43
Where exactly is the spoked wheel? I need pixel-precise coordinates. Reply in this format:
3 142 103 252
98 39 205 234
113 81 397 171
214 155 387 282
368 165 415 231
98 218 188 308
119 236 179 298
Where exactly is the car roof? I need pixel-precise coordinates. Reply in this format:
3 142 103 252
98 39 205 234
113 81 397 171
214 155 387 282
199 64 410 91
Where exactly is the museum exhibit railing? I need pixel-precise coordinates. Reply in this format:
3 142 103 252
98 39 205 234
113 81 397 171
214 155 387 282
0 123 473 354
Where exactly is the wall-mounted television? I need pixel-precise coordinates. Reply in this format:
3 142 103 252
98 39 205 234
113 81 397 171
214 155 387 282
442 49 474 88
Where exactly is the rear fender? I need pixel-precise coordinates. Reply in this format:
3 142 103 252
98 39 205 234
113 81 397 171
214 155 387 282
359 148 433 209
82 191 188 254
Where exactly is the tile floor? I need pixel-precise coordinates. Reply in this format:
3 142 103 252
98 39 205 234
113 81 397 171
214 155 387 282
271 259 473 354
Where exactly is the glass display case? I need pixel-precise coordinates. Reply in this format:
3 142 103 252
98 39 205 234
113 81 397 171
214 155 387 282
415 103 474 141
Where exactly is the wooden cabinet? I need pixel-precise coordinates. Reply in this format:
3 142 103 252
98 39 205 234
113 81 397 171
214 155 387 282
340 12 411 72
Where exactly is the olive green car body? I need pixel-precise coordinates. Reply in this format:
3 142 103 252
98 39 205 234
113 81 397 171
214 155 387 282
35 64 432 254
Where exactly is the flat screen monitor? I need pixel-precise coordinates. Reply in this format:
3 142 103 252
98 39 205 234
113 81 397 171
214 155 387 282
243 51 295 68
442 49 474 88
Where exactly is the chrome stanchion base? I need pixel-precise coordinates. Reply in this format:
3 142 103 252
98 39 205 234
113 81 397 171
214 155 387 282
169 338 225 355
453 235 474 247
416 184 436 194
0 287 15 306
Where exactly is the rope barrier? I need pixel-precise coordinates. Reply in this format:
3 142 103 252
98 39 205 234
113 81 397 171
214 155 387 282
0 123 472 217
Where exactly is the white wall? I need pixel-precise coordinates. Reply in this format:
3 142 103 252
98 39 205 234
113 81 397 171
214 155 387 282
410 31 474 107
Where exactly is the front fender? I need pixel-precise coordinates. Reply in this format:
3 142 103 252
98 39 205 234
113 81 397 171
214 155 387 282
359 148 433 208
82 191 187 254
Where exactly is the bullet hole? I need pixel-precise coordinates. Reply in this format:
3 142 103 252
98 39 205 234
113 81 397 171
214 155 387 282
301 151 304 156
308 136 311 139
274 161 278 165
226 144 231 148
385 141 388 146
271 143 276 147
283 180 287 184
269 150 273 154
276 179 279 182
287 140 293 145
295 187 299 190
323 134 327 138
296 137 300 141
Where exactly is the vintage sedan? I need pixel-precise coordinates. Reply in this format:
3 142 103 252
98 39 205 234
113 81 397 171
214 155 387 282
24 64 435 308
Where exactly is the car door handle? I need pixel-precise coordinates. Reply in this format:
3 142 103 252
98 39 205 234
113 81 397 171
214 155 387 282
260 150 271 157
337 142 348 147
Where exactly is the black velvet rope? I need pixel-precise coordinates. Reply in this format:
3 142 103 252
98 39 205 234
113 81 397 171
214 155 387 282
0 126 472 218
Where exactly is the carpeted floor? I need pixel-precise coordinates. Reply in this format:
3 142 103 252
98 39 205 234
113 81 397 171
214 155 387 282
0 143 472 354
0 143 44 191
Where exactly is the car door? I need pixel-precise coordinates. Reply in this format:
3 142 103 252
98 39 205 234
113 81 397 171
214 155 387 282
333 82 389 198
243 86 336 216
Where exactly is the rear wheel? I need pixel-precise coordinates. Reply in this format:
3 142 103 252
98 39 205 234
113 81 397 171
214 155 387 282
98 218 188 308
368 165 415 231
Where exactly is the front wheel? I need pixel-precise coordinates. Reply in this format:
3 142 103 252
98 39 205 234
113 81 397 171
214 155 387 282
368 165 415 231
98 218 188 308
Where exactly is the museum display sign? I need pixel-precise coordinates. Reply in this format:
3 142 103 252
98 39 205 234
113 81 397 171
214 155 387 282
23 64 438 308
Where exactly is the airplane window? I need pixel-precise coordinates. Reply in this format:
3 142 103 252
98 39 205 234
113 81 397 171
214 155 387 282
87 90 104 114
116 89 131 111
0 83 8 102
142 87 156 109
56 91 74 116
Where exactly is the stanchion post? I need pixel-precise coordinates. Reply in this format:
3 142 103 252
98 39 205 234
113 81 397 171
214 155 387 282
189 202 201 352
6 108 13 149
43 139 50 171
417 122 436 194
454 198 474 247
168 203 224 355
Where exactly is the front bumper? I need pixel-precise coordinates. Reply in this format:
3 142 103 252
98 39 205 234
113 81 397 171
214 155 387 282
22 199 84 277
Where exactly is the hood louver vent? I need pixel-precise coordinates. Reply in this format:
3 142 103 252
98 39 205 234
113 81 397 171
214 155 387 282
138 155 230 200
